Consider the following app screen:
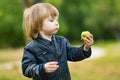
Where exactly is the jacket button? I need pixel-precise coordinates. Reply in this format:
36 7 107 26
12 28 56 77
43 52 46 54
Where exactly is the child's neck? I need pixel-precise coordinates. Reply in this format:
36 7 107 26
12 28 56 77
40 32 52 41
43 35 52 41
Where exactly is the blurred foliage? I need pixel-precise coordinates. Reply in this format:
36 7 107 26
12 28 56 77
59 0 120 41
0 0 25 48
0 0 120 48
22 0 43 7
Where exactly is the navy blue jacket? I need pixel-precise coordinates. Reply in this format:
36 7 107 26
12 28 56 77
22 35 91 80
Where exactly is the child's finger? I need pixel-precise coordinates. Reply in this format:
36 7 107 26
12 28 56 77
83 37 93 46
47 61 59 68
86 34 94 43
89 34 93 38
48 61 58 65
83 38 91 45
49 64 59 68
44 62 59 73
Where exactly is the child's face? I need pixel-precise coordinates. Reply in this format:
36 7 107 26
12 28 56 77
41 16 59 36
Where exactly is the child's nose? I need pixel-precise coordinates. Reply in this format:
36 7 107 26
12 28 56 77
55 21 59 26
55 23 59 26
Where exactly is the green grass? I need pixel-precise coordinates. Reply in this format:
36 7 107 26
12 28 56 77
0 41 120 80
0 47 23 63
69 41 120 80
0 47 30 80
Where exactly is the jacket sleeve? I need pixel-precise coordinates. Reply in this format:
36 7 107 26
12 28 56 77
21 47 46 79
65 39 91 61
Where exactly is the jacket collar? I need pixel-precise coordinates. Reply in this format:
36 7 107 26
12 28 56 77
35 35 55 46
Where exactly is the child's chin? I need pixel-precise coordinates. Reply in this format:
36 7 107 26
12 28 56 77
52 32 57 35
52 31 58 34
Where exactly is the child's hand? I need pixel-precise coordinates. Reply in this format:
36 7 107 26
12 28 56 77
44 61 59 73
83 34 94 51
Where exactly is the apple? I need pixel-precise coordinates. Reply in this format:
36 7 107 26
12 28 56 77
81 31 90 39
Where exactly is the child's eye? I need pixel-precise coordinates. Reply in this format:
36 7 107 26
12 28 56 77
49 19 54 22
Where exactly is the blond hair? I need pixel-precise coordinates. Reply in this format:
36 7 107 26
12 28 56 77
23 3 59 40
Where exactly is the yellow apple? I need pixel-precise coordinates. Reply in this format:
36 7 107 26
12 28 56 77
81 31 90 39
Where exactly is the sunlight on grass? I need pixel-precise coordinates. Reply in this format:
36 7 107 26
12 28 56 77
69 41 120 80
0 47 23 63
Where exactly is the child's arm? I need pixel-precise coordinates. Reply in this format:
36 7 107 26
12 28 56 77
22 48 59 79
22 48 45 79
65 34 94 61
